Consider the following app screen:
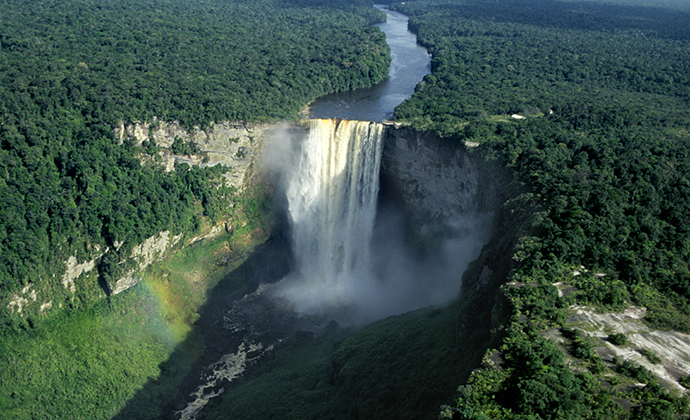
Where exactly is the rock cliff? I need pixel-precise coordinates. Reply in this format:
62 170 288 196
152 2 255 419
7 120 279 317
116 119 273 190
381 125 500 221
104 120 277 294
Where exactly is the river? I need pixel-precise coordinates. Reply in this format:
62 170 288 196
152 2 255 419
308 5 430 122
169 7 432 419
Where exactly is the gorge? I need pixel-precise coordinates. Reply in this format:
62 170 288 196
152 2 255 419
164 8 498 415
163 118 500 420
4 0 690 418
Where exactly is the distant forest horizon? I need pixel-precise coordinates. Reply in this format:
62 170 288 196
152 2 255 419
2 0 690 419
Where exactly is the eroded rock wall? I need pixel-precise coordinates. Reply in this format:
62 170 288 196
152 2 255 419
381 126 499 220
115 119 273 190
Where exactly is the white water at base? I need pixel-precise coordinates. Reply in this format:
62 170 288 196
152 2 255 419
272 119 384 317
270 119 491 324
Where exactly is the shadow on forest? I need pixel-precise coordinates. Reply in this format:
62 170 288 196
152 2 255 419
111 228 293 420
437 0 690 40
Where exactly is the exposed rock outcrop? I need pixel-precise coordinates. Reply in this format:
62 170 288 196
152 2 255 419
381 126 500 220
115 119 272 190
565 304 690 394
109 231 183 295
105 120 277 295
62 254 101 293
7 283 37 314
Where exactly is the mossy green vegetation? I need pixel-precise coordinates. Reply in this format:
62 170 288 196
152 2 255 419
0 185 273 419
387 0 690 417
0 281 188 420
0 0 390 332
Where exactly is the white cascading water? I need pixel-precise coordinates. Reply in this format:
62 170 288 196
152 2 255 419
272 119 384 316
177 117 492 418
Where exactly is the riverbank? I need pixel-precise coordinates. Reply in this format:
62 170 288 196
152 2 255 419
0 181 276 420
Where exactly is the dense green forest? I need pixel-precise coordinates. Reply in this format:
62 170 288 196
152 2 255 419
0 0 390 329
0 0 391 417
4 0 690 418
389 0 690 417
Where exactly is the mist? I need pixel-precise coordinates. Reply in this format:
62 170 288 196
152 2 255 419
258 120 492 326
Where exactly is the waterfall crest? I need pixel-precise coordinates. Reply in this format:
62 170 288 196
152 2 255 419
269 119 492 324
273 119 384 316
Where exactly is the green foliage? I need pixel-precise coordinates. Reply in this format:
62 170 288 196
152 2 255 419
457 327 623 419
393 0 690 133
392 0 690 327
0 284 185 420
569 275 628 311
170 136 202 156
640 348 662 365
142 138 159 155
630 283 690 332
616 357 654 383
0 222 268 419
0 0 390 329
4 0 690 419
391 0 690 334
608 332 628 346
1 0 389 126
503 283 565 328
0 0 391 415
561 327 598 361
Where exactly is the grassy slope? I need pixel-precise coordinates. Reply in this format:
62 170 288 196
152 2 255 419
0 189 272 419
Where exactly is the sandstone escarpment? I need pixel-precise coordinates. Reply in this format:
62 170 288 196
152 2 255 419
115 119 274 190
381 126 500 220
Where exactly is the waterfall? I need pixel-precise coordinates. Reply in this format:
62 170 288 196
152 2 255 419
267 118 493 325
273 119 384 315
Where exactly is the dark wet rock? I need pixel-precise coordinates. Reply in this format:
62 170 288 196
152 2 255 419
175 286 330 419
173 391 188 411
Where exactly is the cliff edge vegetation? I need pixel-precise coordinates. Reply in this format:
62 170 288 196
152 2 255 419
390 0 690 417
0 0 390 332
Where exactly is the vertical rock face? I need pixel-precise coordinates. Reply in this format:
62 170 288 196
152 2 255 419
380 126 499 220
271 121 499 324
115 119 272 190
378 126 506 303
109 231 184 295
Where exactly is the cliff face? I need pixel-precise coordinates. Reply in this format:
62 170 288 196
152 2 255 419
7 120 279 317
104 120 277 294
116 119 272 190
8 121 503 320
381 125 500 221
